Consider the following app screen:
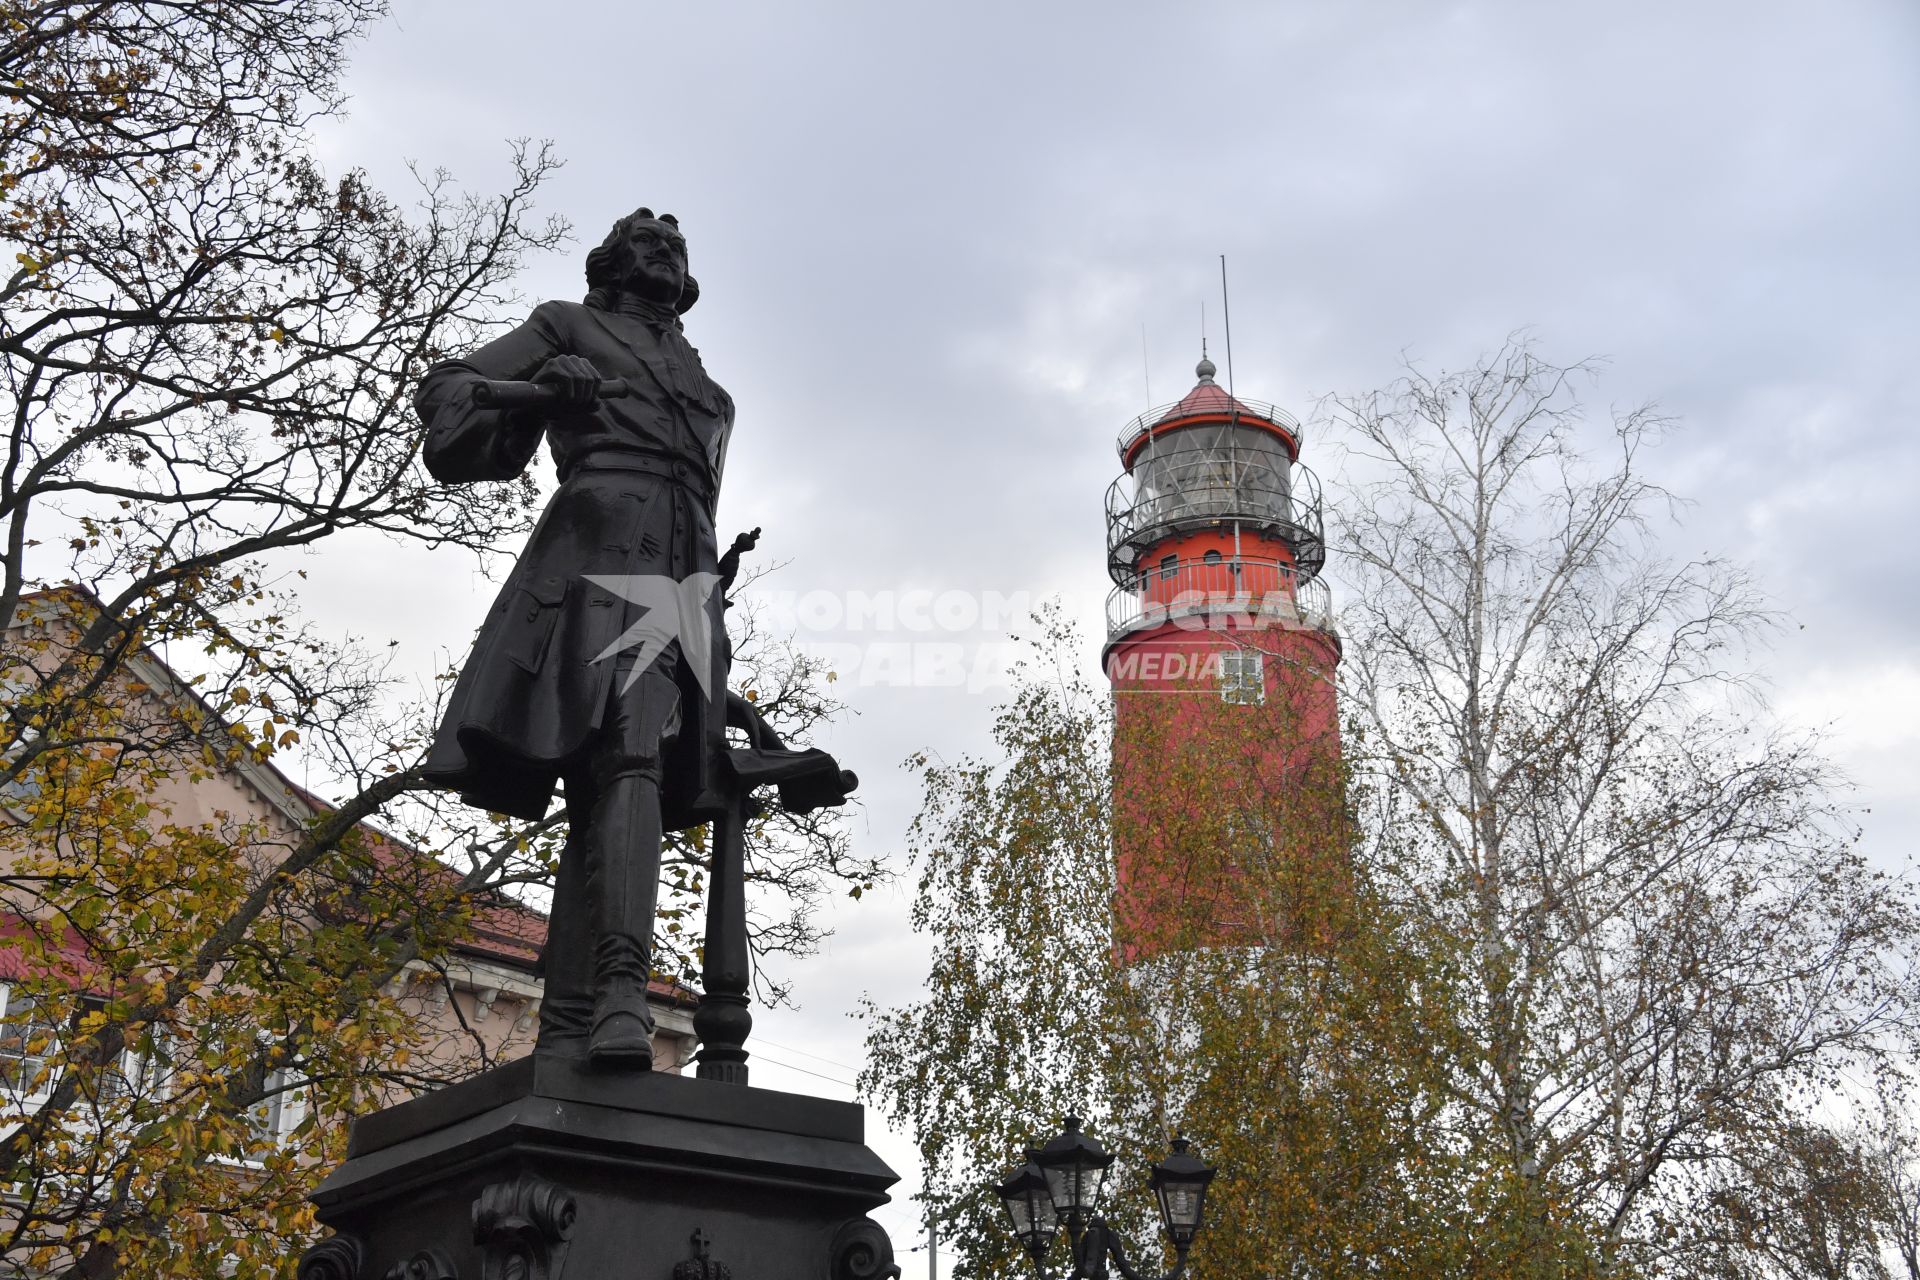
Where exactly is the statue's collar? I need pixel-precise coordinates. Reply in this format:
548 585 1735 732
612 293 682 329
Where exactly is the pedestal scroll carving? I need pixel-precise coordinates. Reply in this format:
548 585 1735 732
829 1218 899 1280
299 1234 366 1280
472 1175 576 1280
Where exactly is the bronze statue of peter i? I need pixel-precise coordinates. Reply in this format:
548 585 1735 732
414 207 734 1068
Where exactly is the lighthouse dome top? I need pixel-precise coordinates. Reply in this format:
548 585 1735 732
1115 362 1302 464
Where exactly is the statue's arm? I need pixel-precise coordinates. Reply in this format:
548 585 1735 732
416 302 572 483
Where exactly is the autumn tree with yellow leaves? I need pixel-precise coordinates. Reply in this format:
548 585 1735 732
0 3 559 1274
0 5 875 1279
859 611 1586 1280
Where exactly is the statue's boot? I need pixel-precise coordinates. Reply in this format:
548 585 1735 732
585 766 660 1067
534 805 595 1056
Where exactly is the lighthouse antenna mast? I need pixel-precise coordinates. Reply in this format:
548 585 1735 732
1221 254 1243 562
1219 255 1237 400
1141 322 1153 411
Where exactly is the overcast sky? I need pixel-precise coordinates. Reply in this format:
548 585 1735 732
298 0 1919 1256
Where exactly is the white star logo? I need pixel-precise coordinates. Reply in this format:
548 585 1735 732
583 572 725 695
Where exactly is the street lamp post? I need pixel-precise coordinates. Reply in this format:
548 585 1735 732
993 1119 1217 1280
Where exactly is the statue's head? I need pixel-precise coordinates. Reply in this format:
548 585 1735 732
584 207 700 314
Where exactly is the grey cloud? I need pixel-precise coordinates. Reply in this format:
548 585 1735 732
300 0 1920 1232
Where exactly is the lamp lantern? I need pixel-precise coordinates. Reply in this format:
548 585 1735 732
1147 1137 1216 1250
1030 1116 1116 1231
994 1162 1058 1260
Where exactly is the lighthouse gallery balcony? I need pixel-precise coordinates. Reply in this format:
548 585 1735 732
1105 444 1327 582
1106 554 1334 642
1114 391 1304 458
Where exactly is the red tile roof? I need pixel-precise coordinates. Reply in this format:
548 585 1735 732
1158 378 1269 424
460 895 546 967
0 915 100 985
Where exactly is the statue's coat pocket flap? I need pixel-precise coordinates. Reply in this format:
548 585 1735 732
501 576 568 673
523 575 568 607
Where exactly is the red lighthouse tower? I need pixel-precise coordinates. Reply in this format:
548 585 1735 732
1103 355 1342 960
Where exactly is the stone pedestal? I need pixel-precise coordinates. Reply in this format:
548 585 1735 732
300 1055 900 1280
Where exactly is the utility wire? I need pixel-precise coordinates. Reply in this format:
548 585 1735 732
749 1052 856 1090
751 1035 861 1074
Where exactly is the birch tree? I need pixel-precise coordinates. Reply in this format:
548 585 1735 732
1332 337 1919 1277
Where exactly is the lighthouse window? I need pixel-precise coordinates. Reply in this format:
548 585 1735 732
1122 427 1297 552
1159 554 1179 581
1203 550 1222 565
1219 651 1264 705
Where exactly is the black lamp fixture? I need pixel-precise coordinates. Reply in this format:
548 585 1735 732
992 1120 1216 1280
1147 1138 1215 1250
994 1161 1058 1264
1029 1116 1114 1238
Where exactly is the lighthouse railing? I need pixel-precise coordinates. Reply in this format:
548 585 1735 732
1116 395 1303 457
1105 455 1327 579
1106 556 1334 640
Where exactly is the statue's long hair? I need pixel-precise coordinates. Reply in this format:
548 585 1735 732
583 207 700 315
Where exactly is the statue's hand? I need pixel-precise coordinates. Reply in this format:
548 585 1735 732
718 526 763 592
531 355 603 414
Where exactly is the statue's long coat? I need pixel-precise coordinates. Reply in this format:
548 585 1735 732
416 298 735 824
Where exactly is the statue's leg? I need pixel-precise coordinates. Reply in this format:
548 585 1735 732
535 775 595 1057
583 664 682 1067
